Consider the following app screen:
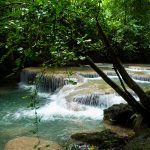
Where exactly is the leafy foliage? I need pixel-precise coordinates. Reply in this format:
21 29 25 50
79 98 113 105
0 0 150 72
101 0 150 60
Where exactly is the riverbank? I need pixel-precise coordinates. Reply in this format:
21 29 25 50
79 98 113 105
71 103 150 150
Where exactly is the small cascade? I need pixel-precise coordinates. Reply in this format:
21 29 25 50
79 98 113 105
125 66 150 82
20 69 37 84
126 66 150 73
16 83 104 120
20 69 66 93
79 71 150 82
38 75 65 93
79 71 117 79
78 73 99 78
105 71 117 76
74 93 125 108
132 75 150 82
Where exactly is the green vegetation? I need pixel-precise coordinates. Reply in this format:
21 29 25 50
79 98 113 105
1 0 150 131
1 0 150 70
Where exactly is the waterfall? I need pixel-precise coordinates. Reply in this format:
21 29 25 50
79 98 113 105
78 71 150 82
19 66 149 118
20 69 66 93
105 71 117 76
78 73 99 78
126 66 150 73
37 75 65 93
16 83 104 120
74 93 126 108
16 81 126 120
20 69 37 84
132 75 150 82
78 71 117 79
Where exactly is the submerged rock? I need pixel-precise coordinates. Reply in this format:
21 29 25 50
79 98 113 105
71 129 130 150
104 103 134 127
5 136 61 150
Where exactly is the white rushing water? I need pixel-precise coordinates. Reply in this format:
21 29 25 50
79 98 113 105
126 66 150 73
16 66 150 122
1 66 150 149
17 83 102 120
16 78 126 121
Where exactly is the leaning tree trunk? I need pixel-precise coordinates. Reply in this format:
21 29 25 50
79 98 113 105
85 18 150 122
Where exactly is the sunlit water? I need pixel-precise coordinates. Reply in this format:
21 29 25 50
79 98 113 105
0 65 150 149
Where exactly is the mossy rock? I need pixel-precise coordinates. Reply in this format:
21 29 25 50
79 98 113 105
71 129 129 150
146 90 150 96
104 104 134 128
124 128 150 150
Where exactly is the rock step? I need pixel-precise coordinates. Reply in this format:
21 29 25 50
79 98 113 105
5 136 61 150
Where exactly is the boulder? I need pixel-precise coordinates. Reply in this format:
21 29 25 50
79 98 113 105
71 129 130 150
146 90 150 96
104 103 134 127
5 136 61 150
104 120 135 137
124 128 150 150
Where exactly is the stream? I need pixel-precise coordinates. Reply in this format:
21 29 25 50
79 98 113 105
0 64 150 149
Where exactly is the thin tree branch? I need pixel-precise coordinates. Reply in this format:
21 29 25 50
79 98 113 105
95 18 150 109
113 65 138 104
86 56 150 119
113 65 127 92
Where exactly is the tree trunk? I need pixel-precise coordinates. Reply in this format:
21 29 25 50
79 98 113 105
95 18 150 111
84 18 150 123
86 56 150 120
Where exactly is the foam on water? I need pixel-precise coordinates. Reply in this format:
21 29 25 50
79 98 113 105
18 82 52 98
17 102 103 121
15 70 149 122
83 75 119 81
133 79 150 83
13 81 128 122
37 92 51 98
126 67 150 73
14 83 104 121
18 82 36 91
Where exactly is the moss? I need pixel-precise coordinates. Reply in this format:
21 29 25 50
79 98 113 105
125 136 150 150
71 130 130 149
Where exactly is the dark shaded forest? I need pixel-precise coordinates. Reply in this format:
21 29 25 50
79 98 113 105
0 0 150 78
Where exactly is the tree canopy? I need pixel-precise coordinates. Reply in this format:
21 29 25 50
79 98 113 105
1 0 150 71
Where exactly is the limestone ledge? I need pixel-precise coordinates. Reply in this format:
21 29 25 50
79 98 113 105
5 136 62 150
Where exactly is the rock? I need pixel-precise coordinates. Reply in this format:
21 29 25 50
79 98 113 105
71 129 129 150
104 103 134 127
124 128 150 150
146 90 150 96
104 120 135 137
5 136 61 150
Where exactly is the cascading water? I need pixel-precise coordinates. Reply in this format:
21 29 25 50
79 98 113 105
37 75 65 93
18 68 126 121
16 66 150 125
18 82 104 120
74 93 125 108
79 71 150 83
13 67 150 122
1 65 150 149
20 69 66 93
20 69 37 84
